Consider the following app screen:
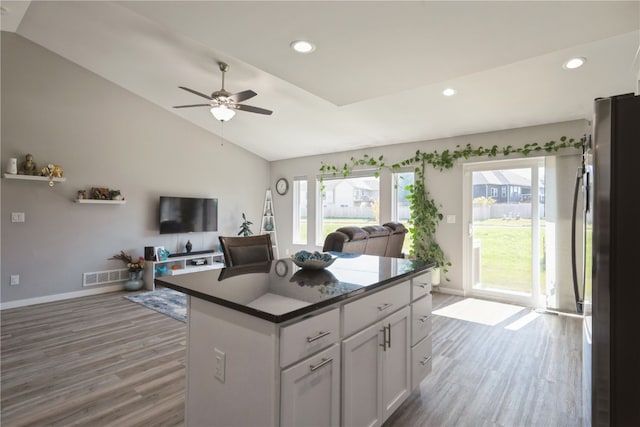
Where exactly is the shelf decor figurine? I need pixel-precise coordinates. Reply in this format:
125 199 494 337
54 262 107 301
6 158 17 175
18 154 38 176
186 240 192 253
109 250 145 291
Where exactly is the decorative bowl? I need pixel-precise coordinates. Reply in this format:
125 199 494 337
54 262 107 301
290 251 337 270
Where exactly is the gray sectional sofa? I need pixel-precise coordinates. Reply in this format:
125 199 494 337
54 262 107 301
322 222 408 258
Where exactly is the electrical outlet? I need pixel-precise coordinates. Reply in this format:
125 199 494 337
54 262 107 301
11 212 25 223
10 275 19 286
214 348 225 383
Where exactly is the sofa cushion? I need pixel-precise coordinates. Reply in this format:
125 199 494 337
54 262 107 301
383 222 408 257
362 225 390 238
361 225 391 256
336 226 368 241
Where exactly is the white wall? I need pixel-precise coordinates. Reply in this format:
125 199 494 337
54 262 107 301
270 120 589 300
1 33 269 306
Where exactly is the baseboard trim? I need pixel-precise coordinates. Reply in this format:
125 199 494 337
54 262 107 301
433 286 465 296
1 284 125 310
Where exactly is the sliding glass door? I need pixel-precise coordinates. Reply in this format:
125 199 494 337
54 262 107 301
463 158 545 307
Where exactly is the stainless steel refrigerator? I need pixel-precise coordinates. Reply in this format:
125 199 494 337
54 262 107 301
581 93 640 427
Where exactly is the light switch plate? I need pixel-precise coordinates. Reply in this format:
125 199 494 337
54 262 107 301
11 212 25 223
446 215 456 224
214 348 225 383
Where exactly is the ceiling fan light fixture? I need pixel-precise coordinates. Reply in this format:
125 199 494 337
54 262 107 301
211 105 235 122
290 40 316 54
443 88 457 97
563 57 586 70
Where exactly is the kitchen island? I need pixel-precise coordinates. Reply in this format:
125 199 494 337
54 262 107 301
156 254 434 427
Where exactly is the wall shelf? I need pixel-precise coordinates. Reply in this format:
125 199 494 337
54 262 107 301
75 199 126 205
260 189 279 258
3 173 66 183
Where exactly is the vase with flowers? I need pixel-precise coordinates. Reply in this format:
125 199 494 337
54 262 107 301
110 250 145 291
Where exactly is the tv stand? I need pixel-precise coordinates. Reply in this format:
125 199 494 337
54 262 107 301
143 251 225 291
169 249 216 258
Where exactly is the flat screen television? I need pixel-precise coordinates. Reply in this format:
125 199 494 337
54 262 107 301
159 196 218 234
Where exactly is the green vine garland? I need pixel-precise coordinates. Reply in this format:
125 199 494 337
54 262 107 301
319 136 585 279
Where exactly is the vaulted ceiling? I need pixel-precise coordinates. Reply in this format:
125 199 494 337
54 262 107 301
2 1 639 161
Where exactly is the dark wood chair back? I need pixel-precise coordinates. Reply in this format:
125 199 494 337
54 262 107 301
218 234 274 267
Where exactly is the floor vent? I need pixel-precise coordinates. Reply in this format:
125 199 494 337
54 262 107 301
83 268 129 287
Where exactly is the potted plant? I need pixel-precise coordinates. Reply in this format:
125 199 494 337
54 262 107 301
109 250 145 291
238 213 254 237
406 164 450 283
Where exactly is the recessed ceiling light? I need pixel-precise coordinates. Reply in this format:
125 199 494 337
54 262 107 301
290 40 316 54
563 57 586 70
443 88 456 97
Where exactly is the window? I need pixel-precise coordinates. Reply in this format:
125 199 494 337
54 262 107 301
293 177 308 244
317 175 380 245
392 171 415 254
490 187 498 198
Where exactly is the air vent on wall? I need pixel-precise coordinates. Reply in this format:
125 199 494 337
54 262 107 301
83 268 129 287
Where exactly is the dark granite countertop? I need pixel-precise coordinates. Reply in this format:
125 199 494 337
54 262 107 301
155 253 433 323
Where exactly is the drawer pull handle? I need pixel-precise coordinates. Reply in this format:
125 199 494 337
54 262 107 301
307 331 331 343
416 283 429 289
418 315 430 323
310 357 333 372
377 303 393 311
419 356 431 366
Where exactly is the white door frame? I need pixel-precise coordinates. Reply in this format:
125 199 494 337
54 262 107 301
462 157 545 308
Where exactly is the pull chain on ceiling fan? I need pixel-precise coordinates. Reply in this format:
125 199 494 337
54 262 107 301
173 61 273 122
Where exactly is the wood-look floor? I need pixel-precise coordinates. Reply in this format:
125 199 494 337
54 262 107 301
1 291 583 427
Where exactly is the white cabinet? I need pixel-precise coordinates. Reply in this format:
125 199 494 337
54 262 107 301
342 306 411 427
281 343 341 427
411 334 432 390
180 267 432 427
382 307 411 420
411 293 433 345
409 272 434 390
342 320 382 427
143 252 224 291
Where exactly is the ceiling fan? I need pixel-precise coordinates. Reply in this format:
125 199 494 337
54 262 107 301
173 62 273 122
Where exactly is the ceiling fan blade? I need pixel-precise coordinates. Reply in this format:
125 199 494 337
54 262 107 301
178 86 213 100
234 104 273 115
173 104 213 108
227 90 257 103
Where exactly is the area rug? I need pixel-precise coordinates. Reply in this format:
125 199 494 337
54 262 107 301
124 287 186 322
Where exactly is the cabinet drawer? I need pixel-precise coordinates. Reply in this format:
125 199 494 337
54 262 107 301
411 335 432 390
411 295 433 345
411 271 432 301
280 308 339 368
343 281 410 337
